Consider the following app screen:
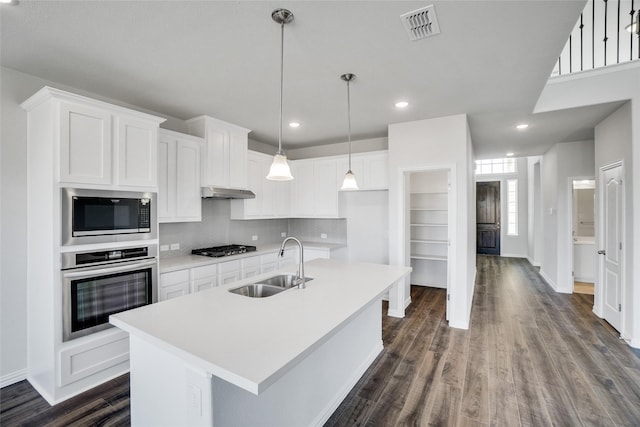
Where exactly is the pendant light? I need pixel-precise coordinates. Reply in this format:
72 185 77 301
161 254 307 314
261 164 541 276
267 9 294 181
340 73 359 191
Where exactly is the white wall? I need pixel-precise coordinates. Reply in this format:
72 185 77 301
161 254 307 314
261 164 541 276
388 114 475 329
594 102 634 342
536 63 640 348
527 157 543 266
540 140 595 293
475 157 529 258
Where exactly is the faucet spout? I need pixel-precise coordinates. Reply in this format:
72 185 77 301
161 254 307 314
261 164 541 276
279 237 305 289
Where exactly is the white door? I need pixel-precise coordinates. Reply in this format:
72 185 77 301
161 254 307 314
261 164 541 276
600 164 623 332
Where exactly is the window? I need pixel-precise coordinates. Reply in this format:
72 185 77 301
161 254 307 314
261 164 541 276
507 179 518 236
475 158 517 175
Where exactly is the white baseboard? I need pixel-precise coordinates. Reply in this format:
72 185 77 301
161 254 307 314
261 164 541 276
526 256 541 267
449 319 469 330
312 341 383 427
500 253 527 258
629 338 640 349
1 369 27 388
539 269 557 291
405 296 411 308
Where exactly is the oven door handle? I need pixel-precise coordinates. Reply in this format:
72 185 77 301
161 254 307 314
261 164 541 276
63 259 157 279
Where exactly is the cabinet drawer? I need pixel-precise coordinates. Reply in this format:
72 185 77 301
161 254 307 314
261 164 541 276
59 330 129 387
218 260 240 274
191 264 218 280
241 256 260 269
160 270 190 287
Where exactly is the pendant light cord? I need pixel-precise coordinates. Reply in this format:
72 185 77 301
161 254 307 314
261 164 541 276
278 21 284 155
347 78 352 171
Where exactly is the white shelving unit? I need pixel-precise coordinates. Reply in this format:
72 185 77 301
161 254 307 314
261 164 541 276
409 172 449 288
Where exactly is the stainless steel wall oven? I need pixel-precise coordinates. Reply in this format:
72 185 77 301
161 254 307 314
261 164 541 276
62 245 158 341
62 188 157 246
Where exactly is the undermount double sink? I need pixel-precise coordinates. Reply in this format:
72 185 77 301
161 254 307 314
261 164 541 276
229 274 313 298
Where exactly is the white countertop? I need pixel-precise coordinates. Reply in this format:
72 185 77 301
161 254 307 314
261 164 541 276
159 241 347 273
110 258 410 395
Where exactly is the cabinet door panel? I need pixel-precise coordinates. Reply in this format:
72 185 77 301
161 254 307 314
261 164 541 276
176 140 201 220
159 282 189 301
60 103 112 184
364 154 388 190
314 160 339 216
290 162 315 217
220 271 241 286
228 129 248 189
157 137 175 221
204 128 229 187
117 117 157 188
192 276 217 293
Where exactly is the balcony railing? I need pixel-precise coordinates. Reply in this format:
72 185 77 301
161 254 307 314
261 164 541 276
552 0 639 76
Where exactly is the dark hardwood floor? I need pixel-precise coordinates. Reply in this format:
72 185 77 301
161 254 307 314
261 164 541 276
3 256 640 426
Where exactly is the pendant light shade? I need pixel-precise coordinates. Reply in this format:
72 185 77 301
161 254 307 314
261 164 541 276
340 73 359 191
267 8 294 181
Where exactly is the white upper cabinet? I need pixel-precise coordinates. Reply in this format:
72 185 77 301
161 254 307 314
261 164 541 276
186 116 250 190
117 115 159 188
230 150 290 219
23 87 165 190
158 129 202 223
290 157 341 218
59 102 113 185
338 151 389 191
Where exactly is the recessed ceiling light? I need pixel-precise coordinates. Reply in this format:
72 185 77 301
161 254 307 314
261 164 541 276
0 0 18 4
506 152 515 157
395 101 409 109
516 123 529 130
288 122 300 128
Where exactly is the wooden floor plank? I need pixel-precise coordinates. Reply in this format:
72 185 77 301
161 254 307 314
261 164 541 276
4 257 640 426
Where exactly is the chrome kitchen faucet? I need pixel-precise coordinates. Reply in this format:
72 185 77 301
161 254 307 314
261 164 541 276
279 237 305 289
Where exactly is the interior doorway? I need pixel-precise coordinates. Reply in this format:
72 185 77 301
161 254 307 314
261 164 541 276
405 168 452 320
476 181 500 255
570 178 596 295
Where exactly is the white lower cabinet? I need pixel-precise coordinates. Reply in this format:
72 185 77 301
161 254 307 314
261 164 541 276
279 248 299 268
190 264 218 293
241 256 261 279
59 329 129 387
159 270 190 301
219 260 242 286
260 253 278 274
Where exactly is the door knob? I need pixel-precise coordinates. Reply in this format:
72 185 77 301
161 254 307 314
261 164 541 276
597 250 606 255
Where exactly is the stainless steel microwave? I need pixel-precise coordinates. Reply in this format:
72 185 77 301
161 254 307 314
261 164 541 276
62 188 157 246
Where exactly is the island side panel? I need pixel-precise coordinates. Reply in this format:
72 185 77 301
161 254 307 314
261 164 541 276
128 335 214 426
210 300 383 427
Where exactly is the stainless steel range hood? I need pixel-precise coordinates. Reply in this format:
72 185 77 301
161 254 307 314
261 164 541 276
201 187 255 199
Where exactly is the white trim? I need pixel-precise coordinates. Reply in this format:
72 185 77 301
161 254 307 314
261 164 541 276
597 160 626 335
500 253 527 259
449 319 469 329
527 256 541 267
629 338 640 350
567 175 596 295
548 60 640 84
1 369 27 388
539 269 559 292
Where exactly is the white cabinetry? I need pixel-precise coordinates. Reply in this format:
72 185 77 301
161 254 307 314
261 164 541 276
231 151 290 219
338 151 388 191
186 115 251 190
21 86 165 405
159 270 190 301
290 158 341 218
191 264 218 293
158 129 202 223
241 256 261 279
51 89 164 189
409 170 449 289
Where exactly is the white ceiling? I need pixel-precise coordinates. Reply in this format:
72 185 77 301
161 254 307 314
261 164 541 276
1 0 622 158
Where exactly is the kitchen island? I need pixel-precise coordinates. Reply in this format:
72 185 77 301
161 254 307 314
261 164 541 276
110 258 411 426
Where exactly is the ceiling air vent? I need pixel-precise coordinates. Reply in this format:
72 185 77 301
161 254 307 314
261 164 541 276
400 5 440 41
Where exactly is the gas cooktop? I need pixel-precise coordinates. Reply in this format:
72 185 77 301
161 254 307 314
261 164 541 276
191 244 257 258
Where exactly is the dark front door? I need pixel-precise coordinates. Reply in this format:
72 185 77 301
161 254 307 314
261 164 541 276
476 181 501 255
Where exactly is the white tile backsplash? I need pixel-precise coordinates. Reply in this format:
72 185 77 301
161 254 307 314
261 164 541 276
159 199 345 256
